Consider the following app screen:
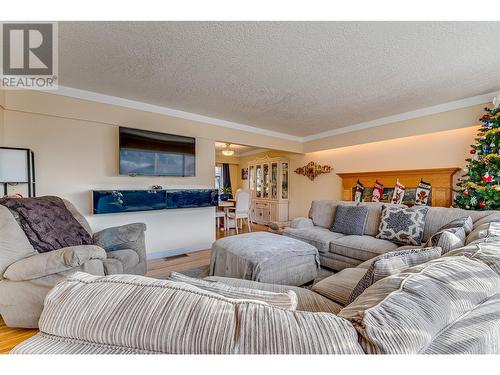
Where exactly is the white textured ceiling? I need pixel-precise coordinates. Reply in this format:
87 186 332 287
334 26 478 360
59 22 500 138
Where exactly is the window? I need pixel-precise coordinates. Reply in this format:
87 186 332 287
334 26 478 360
215 166 222 192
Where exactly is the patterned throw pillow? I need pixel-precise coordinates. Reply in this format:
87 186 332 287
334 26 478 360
439 216 473 235
331 205 369 235
376 205 429 245
427 227 466 254
347 247 442 304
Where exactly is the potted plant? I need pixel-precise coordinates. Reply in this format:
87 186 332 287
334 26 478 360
219 186 232 201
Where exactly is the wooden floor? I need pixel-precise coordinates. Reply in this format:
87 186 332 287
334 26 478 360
0 223 268 354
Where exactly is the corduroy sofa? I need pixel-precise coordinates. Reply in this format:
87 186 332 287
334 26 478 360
283 200 499 271
0 199 147 328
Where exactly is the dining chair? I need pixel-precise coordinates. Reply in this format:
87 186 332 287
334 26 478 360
226 189 252 234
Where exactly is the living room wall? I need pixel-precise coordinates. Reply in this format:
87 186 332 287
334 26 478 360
0 90 301 259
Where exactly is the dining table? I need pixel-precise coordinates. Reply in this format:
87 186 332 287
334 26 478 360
218 199 235 231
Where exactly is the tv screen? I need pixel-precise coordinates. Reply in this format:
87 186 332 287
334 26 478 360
119 127 196 177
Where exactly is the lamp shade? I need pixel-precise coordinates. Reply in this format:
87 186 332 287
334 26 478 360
0 148 29 183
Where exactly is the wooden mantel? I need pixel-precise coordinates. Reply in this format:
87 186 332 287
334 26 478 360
337 168 461 207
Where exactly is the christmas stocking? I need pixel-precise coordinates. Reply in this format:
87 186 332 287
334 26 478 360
415 179 431 206
354 180 365 203
371 180 384 202
391 179 406 204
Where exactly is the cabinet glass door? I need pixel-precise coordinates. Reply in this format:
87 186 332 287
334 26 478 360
281 162 289 199
263 164 269 198
271 162 278 199
256 165 262 198
249 165 255 193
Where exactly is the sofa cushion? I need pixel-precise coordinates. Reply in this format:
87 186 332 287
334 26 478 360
331 205 368 235
338 256 500 354
170 272 298 310
308 200 356 228
205 276 342 314
427 227 466 254
438 216 473 234
329 235 399 261
347 246 443 304
466 222 500 245
0 205 37 278
105 249 140 270
22 272 363 354
376 205 428 245
283 227 344 253
311 268 367 306
444 241 500 276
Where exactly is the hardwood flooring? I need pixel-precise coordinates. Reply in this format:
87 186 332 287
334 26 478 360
0 223 268 354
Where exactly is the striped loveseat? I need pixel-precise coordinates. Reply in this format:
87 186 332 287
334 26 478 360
12 225 500 354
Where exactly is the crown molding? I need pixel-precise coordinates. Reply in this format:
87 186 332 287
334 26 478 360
40 86 499 144
302 90 500 142
45 86 303 142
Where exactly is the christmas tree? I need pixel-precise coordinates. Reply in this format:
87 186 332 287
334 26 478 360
454 96 500 210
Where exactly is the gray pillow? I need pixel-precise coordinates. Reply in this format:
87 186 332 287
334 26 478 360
439 216 473 235
347 246 442 304
376 205 429 245
427 227 466 254
331 205 369 235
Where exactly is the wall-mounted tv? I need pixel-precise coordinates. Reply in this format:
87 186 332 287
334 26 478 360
119 127 196 177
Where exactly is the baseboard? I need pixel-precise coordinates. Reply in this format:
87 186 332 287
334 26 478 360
146 243 212 260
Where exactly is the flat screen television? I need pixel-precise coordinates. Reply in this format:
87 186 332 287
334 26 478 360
119 127 196 177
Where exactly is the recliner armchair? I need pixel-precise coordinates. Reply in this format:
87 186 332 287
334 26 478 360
0 198 147 328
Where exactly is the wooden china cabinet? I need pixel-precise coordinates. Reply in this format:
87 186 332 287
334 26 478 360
247 156 289 225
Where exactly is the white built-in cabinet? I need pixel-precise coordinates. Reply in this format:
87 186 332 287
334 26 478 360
247 156 289 225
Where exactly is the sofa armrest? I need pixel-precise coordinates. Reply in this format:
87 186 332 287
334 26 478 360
3 245 106 281
93 223 147 263
290 217 315 229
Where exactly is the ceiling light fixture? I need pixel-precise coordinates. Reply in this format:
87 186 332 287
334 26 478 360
221 143 235 156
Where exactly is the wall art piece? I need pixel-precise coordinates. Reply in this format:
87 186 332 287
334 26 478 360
354 179 365 203
415 179 432 205
391 179 406 204
294 161 332 181
371 180 384 202
241 167 248 180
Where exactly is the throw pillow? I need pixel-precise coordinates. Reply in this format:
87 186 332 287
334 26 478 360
376 205 429 245
439 216 473 235
331 205 369 235
347 246 442 304
466 222 500 245
169 272 298 310
426 226 466 254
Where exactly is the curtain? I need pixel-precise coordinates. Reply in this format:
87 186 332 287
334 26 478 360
222 163 232 197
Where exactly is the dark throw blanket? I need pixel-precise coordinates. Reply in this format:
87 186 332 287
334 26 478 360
0 196 93 253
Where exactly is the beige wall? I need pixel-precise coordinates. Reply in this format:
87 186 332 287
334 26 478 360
2 108 217 259
288 126 478 218
304 103 486 152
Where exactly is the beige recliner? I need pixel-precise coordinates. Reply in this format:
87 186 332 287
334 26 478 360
0 198 147 328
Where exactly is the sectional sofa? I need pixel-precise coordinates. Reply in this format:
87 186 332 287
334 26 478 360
283 200 498 271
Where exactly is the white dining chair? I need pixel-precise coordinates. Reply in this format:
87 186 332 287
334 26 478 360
226 189 252 234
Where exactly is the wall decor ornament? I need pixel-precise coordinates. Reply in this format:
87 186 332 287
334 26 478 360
294 161 332 181
354 179 365 203
391 179 406 204
371 180 384 202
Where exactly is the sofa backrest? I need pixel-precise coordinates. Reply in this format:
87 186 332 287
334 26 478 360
62 199 92 235
422 207 497 242
0 205 37 278
339 255 500 354
35 272 365 354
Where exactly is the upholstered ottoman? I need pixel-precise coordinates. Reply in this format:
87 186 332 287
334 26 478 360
209 232 320 286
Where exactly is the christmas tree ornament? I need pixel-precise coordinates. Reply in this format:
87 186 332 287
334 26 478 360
371 180 384 202
354 179 365 203
479 201 486 208
464 189 469 196
415 179 432 206
470 196 478 206
391 179 406 204
463 167 469 173
482 171 494 183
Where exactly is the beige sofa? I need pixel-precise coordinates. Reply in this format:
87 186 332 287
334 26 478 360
0 199 147 328
283 200 498 271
